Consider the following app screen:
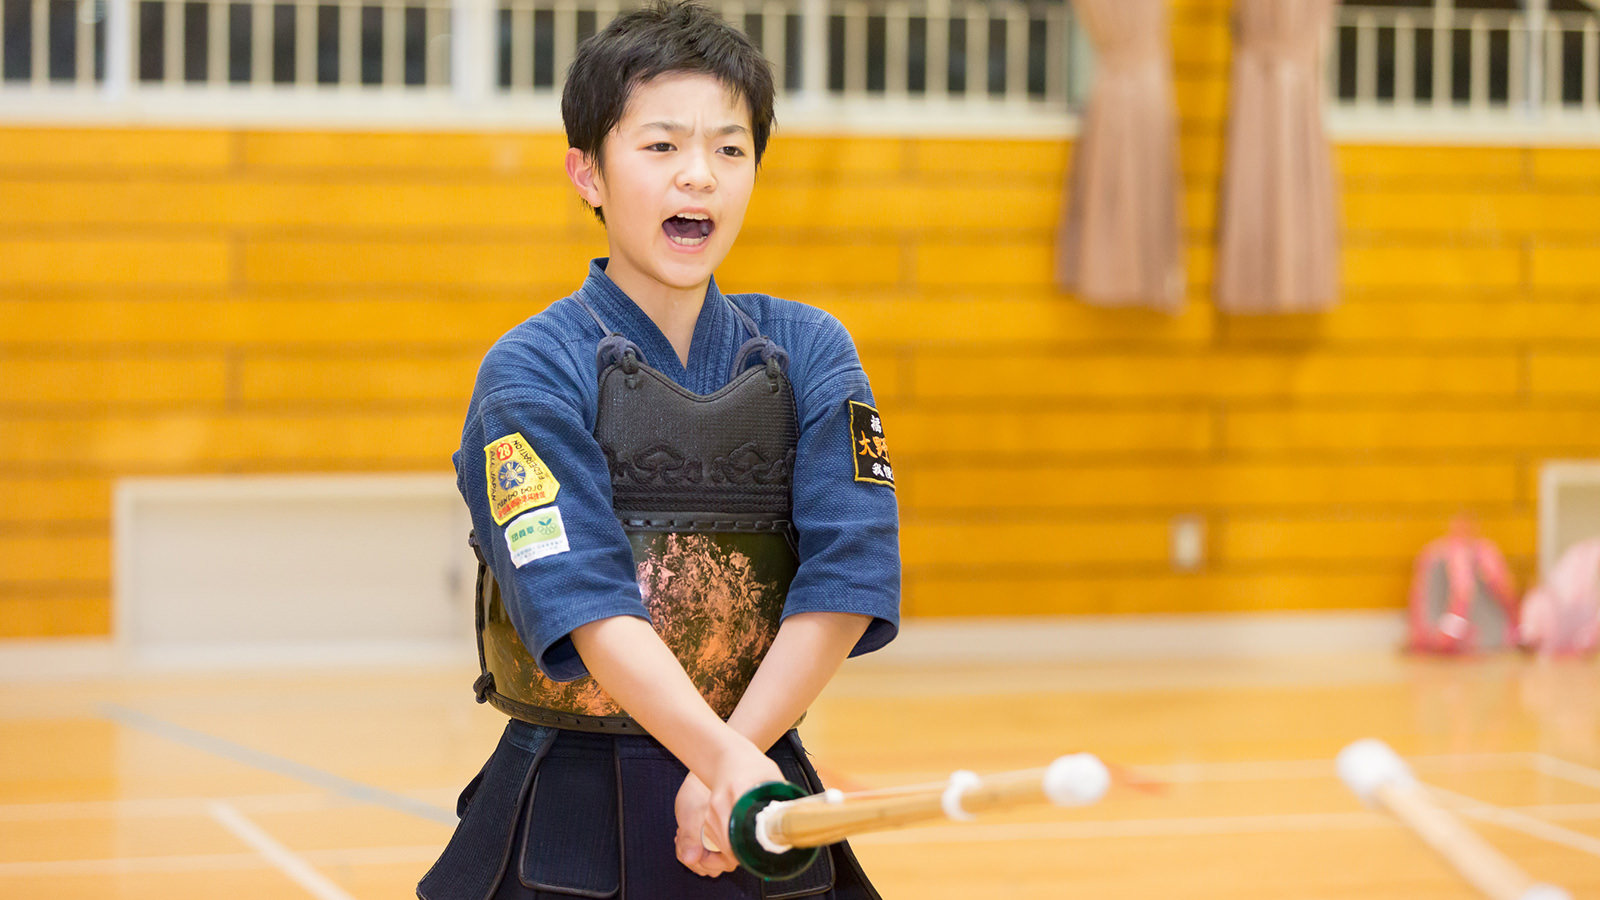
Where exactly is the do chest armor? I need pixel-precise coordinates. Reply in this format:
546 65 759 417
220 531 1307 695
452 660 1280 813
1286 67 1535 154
472 298 799 733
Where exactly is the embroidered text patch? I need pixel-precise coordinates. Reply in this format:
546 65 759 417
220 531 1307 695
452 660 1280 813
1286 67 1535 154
505 506 570 567
485 432 561 524
848 400 894 488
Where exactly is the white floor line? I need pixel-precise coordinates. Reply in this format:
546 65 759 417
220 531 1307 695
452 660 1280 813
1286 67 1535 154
1512 802 1600 821
207 801 358 900
1430 786 1600 860
0 853 267 877
0 845 443 879
1532 753 1600 792
0 788 463 821
5 796 1596 879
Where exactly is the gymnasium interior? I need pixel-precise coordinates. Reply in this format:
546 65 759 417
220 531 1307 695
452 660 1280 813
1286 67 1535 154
3 0 1600 896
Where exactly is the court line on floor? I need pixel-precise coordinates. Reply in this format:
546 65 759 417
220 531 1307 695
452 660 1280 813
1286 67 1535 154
98 702 456 825
209 801 357 900
1432 786 1600 860
0 811 1397 877
0 853 268 877
1532 753 1600 792
5 797 1596 880
0 788 464 822
0 845 445 878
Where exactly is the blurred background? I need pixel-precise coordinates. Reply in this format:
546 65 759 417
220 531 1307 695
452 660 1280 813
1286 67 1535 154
3 1 1600 896
2 0 1600 652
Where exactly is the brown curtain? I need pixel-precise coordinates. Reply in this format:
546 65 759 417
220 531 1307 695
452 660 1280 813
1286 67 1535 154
1215 0 1340 314
1056 0 1185 312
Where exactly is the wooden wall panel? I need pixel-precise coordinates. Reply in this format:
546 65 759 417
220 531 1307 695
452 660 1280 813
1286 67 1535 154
1217 514 1536 565
1225 408 1600 454
910 352 1520 401
1343 245 1523 289
1529 147 1600 182
1531 247 1600 288
1337 145 1526 180
823 294 1213 345
0 239 231 286
908 572 1407 617
898 462 1519 512
0 129 232 170
891 410 1213 457
1528 354 1600 396
0 480 112 524
0 414 461 467
237 354 487 404
0 536 111 582
0 181 582 229
3 0 1599 634
0 357 229 406
241 239 606 287
900 520 1172 569
0 597 109 638
0 294 549 346
904 138 1066 176
240 132 570 173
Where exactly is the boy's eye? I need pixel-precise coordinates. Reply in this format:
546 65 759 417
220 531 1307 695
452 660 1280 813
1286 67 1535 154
719 146 746 157
646 142 674 152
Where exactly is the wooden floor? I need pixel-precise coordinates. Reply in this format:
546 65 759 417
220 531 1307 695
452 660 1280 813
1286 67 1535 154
2 649 1597 899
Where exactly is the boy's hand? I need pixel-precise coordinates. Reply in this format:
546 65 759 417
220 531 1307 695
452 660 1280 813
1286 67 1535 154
674 746 784 877
674 773 736 876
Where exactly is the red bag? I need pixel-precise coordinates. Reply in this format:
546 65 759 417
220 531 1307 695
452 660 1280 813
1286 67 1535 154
1407 519 1518 653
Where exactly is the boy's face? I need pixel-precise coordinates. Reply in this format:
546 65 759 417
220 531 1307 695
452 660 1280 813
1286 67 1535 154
568 72 757 301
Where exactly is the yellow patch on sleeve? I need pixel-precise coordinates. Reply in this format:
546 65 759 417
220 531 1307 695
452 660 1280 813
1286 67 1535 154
485 432 562 525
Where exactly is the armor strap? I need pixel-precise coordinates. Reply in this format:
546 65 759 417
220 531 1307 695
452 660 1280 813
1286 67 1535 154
572 289 787 381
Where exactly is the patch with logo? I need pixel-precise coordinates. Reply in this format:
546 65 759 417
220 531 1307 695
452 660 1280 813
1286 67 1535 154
505 506 570 567
485 432 561 525
848 400 894 488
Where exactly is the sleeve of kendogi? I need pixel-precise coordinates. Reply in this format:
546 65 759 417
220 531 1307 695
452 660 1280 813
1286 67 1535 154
459 336 650 683
780 312 901 656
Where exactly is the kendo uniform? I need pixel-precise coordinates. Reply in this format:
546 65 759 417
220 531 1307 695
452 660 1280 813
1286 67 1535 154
419 259 900 900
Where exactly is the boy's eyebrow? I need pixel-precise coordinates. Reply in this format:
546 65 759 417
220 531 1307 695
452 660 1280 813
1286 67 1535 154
639 121 751 137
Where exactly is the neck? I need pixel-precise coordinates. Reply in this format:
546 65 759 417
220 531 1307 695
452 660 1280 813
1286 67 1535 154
603 265 707 368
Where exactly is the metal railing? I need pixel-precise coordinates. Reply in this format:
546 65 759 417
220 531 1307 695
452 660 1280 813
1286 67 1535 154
1330 3 1600 131
0 0 1086 130
492 0 1082 104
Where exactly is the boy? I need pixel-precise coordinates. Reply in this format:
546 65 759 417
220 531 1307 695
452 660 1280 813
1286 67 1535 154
418 2 899 897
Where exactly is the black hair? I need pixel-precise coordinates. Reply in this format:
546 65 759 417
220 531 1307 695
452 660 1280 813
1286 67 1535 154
561 0 776 223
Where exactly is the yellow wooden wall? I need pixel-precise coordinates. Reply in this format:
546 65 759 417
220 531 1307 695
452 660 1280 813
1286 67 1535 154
4 0 1600 637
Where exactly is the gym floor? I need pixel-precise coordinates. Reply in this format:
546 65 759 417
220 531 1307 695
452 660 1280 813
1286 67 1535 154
2 649 1597 899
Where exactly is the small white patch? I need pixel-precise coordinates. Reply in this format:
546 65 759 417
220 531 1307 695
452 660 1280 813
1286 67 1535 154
505 506 570 567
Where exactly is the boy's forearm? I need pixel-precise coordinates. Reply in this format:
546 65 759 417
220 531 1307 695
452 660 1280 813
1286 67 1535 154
570 615 751 780
726 611 872 752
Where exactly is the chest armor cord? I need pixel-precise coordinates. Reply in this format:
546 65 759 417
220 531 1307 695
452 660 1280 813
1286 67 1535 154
472 299 800 733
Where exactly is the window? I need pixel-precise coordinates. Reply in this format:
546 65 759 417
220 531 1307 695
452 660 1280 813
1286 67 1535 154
0 0 1089 130
1331 0 1600 114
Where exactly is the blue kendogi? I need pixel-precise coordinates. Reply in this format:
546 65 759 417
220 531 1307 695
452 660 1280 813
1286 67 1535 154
419 259 900 899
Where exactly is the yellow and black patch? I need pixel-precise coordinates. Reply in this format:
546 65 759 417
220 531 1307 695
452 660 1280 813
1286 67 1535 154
848 400 894 488
485 432 561 524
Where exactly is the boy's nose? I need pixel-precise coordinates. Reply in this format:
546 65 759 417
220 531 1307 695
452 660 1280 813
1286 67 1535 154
677 152 716 191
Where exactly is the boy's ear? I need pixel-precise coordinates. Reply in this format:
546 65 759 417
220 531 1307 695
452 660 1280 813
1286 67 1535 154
565 147 604 208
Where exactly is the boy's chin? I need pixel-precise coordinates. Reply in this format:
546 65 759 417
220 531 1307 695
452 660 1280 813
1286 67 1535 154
655 251 728 284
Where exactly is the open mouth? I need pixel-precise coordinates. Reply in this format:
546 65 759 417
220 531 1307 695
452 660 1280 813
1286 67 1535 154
663 213 714 247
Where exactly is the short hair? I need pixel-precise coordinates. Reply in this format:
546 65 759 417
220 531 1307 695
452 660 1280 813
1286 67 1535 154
562 0 776 222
